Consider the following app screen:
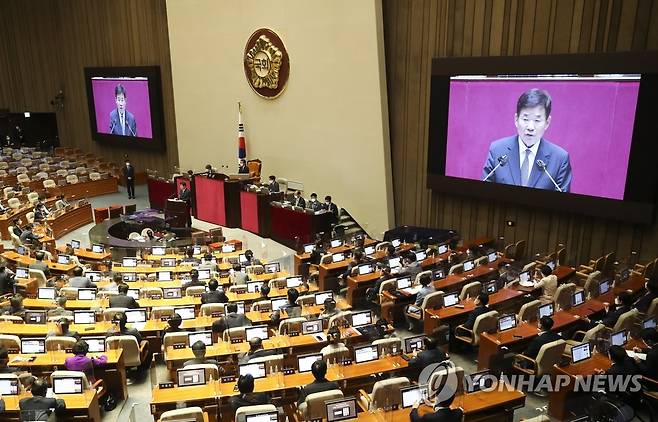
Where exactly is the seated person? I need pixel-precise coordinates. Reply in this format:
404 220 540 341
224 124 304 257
584 291 633 329
411 389 463 422
19 377 66 421
238 159 249 174
407 337 448 374
29 251 50 277
258 284 271 301
181 247 199 264
20 224 42 246
270 288 301 321
231 264 249 286
243 249 261 266
306 192 323 212
109 284 140 309
319 298 339 320
165 313 183 333
292 190 306 208
64 340 107 383
57 194 69 208
67 266 96 288
0 347 21 373
597 345 639 377
3 294 26 317
47 296 73 318
322 195 339 216
108 312 143 343
297 360 341 405
0 266 15 295
523 316 561 359
320 326 346 356
211 302 252 334
413 273 436 306
201 279 228 304
634 276 658 313
48 318 80 340
183 341 218 367
533 265 557 302
366 265 393 303
198 253 217 272
239 337 279 364
33 200 49 222
458 293 490 330
230 373 272 411
634 329 658 378
11 219 23 237
184 269 206 289
308 239 325 265
265 175 279 193
340 249 366 282
102 273 122 292
400 253 423 279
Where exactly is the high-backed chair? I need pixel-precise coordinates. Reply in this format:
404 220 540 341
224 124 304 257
580 270 602 298
296 295 315 307
278 317 307 335
0 334 21 352
513 340 566 378
565 323 606 355
223 327 247 342
553 283 576 310
66 174 79 184
611 309 639 334
328 311 352 328
3 187 14 199
376 279 396 304
26 192 39 204
375 241 391 251
234 405 277 422
106 335 148 368
160 407 206 422
373 337 402 356
298 390 344 420
9 228 22 249
8 198 20 209
448 264 463 275
514 240 526 259
645 297 658 319
517 300 542 323
25 212 34 224
162 332 190 357
250 300 270 312
185 286 206 297
102 308 128 321
249 354 284 373
427 365 464 397
404 291 445 322
459 281 482 301
246 159 262 178
28 269 48 287
45 336 77 352
358 377 410 411
199 303 224 317
322 345 351 362
454 310 499 346
58 287 80 300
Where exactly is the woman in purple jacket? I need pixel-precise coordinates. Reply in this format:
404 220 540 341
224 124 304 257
64 340 107 383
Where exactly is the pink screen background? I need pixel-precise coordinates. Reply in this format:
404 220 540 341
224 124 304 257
445 78 640 200
91 77 153 139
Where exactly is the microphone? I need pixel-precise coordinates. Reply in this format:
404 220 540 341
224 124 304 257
128 124 136 137
482 155 508 182
109 121 116 134
536 159 562 192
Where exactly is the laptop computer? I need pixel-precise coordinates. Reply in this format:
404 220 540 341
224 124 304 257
247 281 263 293
173 306 196 320
538 303 554 319
401 385 428 408
437 244 449 254
124 309 147 324
388 257 402 269
85 337 106 353
177 367 206 387
161 258 176 267
77 288 97 300
151 247 166 256
643 317 657 330
24 311 46 324
91 244 104 253
270 297 288 311
245 411 278 422
303 243 315 254
21 338 46 354
73 310 96 324
264 262 280 273
354 345 379 363
326 397 358 421
484 281 497 294
463 259 475 272
571 291 585 307
188 331 213 346
221 244 236 253
571 342 592 364
286 277 303 288
610 330 628 347
443 292 459 307
0 378 19 395
122 257 137 267
245 325 269 341
53 377 83 394
487 252 498 263
330 239 343 248
38 287 56 300
239 362 266 379
122 273 136 282
331 253 345 263
157 271 172 281
86 271 102 282
466 370 493 393
57 255 70 265
357 263 375 276
497 314 517 332
315 291 334 305
403 335 425 354
71 240 81 250
15 267 29 279
598 279 612 295
297 353 323 373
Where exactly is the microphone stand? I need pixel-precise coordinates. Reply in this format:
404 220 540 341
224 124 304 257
536 160 562 192
482 155 508 182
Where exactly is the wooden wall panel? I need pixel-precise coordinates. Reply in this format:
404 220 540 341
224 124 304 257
0 0 178 175
383 0 658 266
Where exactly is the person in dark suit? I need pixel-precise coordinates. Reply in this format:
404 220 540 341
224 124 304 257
3 295 26 318
407 337 448 375
29 251 50 277
271 288 302 322
20 224 42 247
201 279 228 304
460 293 490 330
583 291 633 329
297 360 341 404
481 88 572 192
307 192 323 212
19 378 66 421
635 329 658 379
266 175 279 193
204 164 215 178
67 266 97 288
367 265 393 303
178 181 192 227
238 159 249 174
229 374 272 411
109 284 140 309
165 313 183 333
239 337 279 364
212 302 252 334
0 266 15 295
634 276 658 314
33 200 49 222
292 190 306 208
109 312 143 343
11 219 22 237
183 341 218 367
411 391 463 422
323 195 339 216
122 160 135 199
599 346 638 377
524 316 561 359
109 84 137 136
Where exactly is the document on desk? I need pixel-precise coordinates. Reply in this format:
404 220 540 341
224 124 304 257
313 333 328 342
627 351 647 360
401 286 421 295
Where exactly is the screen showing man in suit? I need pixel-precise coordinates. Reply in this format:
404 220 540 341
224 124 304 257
482 88 572 192
90 76 154 139
444 75 640 200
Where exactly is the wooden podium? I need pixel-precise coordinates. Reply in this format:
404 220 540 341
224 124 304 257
164 199 189 228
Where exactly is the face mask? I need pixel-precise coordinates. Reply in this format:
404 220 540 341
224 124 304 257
310 198 316 202
325 201 330 205
126 163 130 166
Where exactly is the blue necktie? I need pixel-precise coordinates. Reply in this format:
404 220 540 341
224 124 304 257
521 148 531 186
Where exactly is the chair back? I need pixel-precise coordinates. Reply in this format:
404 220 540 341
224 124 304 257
448 264 463 275
421 291 445 310
251 300 270 312
514 240 526 259
151 306 175 319
535 340 567 376
25 212 35 224
300 389 344 420
378 279 396 299
246 159 262 178
199 303 224 317
184 363 219 381
582 323 606 343
106 335 142 367
59 287 79 300
554 283 576 310
28 269 48 287
160 406 205 422
320 254 333 265
278 317 307 335
474 256 488 266
368 377 410 410
503 243 515 259
296 295 315 306
249 354 284 373
234 404 277 422
8 198 20 209
66 174 79 184
556 247 567 265
97 290 118 299
473 310 499 345
223 327 247 342
9 227 22 248
162 332 190 356
322 345 351 362
45 336 76 352
328 311 352 328
428 365 464 397
373 337 402 356
612 309 639 333
583 271 602 297
102 308 128 321
375 241 391 251
517 300 542 322
0 334 21 352
141 287 163 299
185 286 206 297
0 315 24 323
459 281 481 301
245 265 264 275
267 277 287 289
50 370 91 390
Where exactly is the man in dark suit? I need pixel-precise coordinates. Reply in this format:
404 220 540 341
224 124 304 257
307 192 323 212
29 251 50 277
229 374 272 412
178 182 192 227
292 190 306 208
19 378 66 421
460 293 490 330
297 360 341 404
122 160 135 199
48 318 80 340
411 391 463 422
67 266 97 288
0 267 15 295
524 316 561 359
109 284 140 309
482 88 572 192
109 312 143 343
238 159 249 174
204 164 215 178
635 329 658 379
212 302 252 333
323 195 339 217
109 84 137 136
266 175 279 193
201 279 228 304
239 337 279 364
183 341 218 367
634 276 658 313
602 345 638 376
407 337 448 377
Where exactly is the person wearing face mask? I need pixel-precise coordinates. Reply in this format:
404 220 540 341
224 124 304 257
322 195 338 217
122 159 135 199
266 175 279 193
481 88 572 192
582 291 634 329
292 190 306 208
306 192 322 212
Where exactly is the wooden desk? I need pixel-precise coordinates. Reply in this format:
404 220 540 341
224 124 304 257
46 203 93 239
0 196 57 240
294 238 379 275
8 348 129 401
346 271 381 305
56 245 111 262
55 177 118 199
2 251 76 273
2 389 101 422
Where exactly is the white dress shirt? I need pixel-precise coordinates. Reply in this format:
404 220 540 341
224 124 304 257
517 136 541 182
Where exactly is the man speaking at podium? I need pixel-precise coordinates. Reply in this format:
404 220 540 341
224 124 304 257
481 88 572 193
109 84 137 137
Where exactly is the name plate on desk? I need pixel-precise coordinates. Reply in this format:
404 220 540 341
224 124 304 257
231 339 243 344
158 382 174 389
150 294 162 300
234 289 246 294
11 319 23 324
289 331 299 337
341 359 353 366
160 317 171 321
221 376 235 383
173 343 186 349
282 368 295 375
211 312 223 318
